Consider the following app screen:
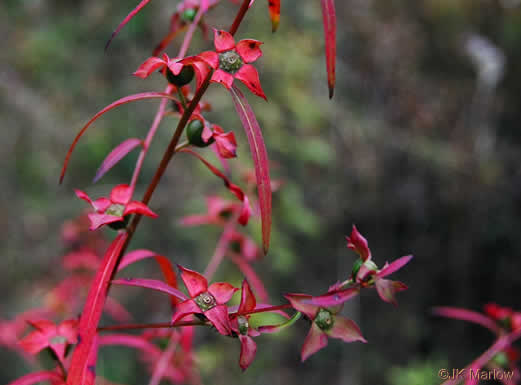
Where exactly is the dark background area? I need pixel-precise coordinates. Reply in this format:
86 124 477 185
2 0 521 384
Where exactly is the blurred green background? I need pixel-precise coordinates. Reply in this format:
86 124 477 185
3 0 521 384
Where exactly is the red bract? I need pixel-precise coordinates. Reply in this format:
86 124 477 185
75 184 158 230
373 255 412 306
189 115 238 158
231 280 261 370
484 303 521 332
197 29 266 100
179 196 243 227
134 54 209 90
19 320 78 364
285 293 366 362
346 225 371 261
172 265 237 335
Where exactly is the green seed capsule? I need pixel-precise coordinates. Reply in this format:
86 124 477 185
186 119 214 147
181 8 197 23
166 65 195 87
351 258 363 279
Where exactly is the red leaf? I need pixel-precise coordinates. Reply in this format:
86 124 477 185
118 249 178 295
93 138 143 183
65 233 127 385
230 254 269 303
432 307 500 334
98 334 161 356
105 0 152 51
60 92 178 184
112 278 188 301
320 0 336 98
7 371 64 385
229 85 272 254
179 148 252 225
267 0 281 32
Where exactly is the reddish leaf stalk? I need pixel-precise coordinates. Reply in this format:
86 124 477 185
147 332 178 385
178 6 206 58
129 84 173 193
98 320 207 332
204 216 238 280
441 328 521 385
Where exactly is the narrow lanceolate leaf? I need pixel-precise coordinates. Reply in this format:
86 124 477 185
60 92 178 183
105 0 152 50
117 250 180 308
98 334 162 356
268 0 281 32
432 307 500 334
66 233 127 385
320 0 336 98
93 138 143 183
230 85 272 254
112 278 188 302
7 371 65 385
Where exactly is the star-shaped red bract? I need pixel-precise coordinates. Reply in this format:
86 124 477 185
172 265 237 335
197 29 266 100
19 319 78 364
76 184 158 230
285 293 366 362
189 115 238 158
230 280 261 370
134 53 209 90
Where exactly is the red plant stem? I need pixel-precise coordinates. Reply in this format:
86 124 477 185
441 328 521 385
229 0 251 36
129 84 173 193
98 320 207 332
97 304 294 332
233 303 292 316
203 215 238 280
119 0 253 257
178 6 205 58
147 332 178 385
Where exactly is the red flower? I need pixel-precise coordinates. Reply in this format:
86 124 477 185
172 265 237 335
230 280 261 370
179 196 245 227
134 53 209 89
76 184 158 230
285 293 366 362
197 29 266 100
19 320 78 364
189 115 238 158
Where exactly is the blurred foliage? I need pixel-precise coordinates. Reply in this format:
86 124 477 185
3 0 521 384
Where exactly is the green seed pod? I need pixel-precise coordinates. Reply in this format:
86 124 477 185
166 65 195 87
351 258 363 280
107 216 130 230
237 316 249 335
181 8 197 23
314 308 334 331
186 119 214 147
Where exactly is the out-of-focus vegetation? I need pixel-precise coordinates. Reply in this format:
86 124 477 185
3 0 521 384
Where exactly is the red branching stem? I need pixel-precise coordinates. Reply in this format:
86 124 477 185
129 84 174 193
441 328 521 385
120 1 253 252
147 332 178 385
98 320 207 332
229 0 251 36
203 216 238 280
233 303 293 317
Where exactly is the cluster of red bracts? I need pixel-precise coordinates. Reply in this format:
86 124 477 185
6 226 412 378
